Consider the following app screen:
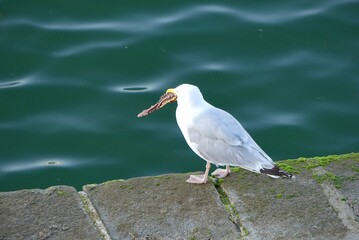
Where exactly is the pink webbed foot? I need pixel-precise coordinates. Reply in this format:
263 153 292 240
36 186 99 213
186 174 208 184
211 165 231 178
187 162 211 184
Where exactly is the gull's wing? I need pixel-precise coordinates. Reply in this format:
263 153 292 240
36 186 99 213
187 107 275 172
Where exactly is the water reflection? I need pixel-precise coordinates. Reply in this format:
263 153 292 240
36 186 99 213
0 75 35 89
0 80 24 89
122 87 149 92
1 157 99 173
108 84 158 93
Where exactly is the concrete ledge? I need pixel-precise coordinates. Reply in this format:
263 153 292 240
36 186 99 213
0 186 102 240
83 174 239 239
1 153 358 240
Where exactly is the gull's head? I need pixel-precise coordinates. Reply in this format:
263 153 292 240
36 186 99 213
137 84 204 118
166 84 204 107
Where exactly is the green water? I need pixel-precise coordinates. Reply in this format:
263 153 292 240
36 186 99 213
0 0 358 191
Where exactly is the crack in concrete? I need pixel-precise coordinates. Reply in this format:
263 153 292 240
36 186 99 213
79 191 112 240
211 178 248 238
312 167 359 233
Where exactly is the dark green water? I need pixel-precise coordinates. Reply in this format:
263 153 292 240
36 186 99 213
1 0 358 191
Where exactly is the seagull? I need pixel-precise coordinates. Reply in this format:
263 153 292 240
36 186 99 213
138 84 293 184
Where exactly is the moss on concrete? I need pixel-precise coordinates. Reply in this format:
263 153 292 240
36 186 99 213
87 153 358 238
79 192 110 240
56 190 65 196
209 177 248 238
275 152 359 177
351 164 359 173
3 153 358 239
219 154 359 240
276 161 301 175
304 153 358 168
312 171 342 188
230 167 242 173
275 193 283 199
228 153 359 178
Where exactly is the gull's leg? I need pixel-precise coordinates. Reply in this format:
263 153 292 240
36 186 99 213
211 165 231 178
186 162 211 184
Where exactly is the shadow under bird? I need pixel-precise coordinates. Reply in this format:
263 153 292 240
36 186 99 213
138 84 293 184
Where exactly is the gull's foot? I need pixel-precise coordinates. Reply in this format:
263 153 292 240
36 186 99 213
186 174 208 184
211 168 230 178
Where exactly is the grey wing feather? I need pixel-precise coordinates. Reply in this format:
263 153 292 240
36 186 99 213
187 107 275 172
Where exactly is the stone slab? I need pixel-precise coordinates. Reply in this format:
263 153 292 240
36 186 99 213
0 186 101 240
324 159 359 223
222 168 348 240
84 173 240 239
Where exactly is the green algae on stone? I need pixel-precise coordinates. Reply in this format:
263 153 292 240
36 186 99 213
275 193 283 199
46 186 67 196
79 193 92 219
56 190 65 196
304 153 359 169
276 161 301 175
210 177 248 237
274 152 359 176
230 167 242 173
312 172 342 188
78 192 109 240
351 164 359 173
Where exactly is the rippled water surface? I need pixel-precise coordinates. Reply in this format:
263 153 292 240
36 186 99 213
1 0 358 191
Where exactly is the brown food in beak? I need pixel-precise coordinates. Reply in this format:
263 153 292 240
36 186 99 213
137 92 177 118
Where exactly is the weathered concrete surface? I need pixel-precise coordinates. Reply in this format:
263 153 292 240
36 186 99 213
222 153 359 240
83 174 239 240
0 186 102 240
1 153 358 240
223 168 346 239
324 159 359 223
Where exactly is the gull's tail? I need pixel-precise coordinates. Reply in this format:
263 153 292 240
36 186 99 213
260 165 294 179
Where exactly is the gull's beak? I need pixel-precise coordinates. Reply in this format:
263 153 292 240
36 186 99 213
155 88 177 109
159 88 177 107
137 88 177 117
